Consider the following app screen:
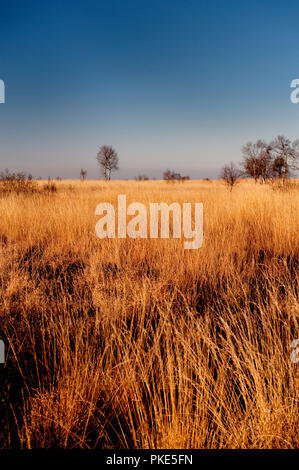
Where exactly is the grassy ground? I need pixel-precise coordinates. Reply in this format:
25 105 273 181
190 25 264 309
0 179 298 448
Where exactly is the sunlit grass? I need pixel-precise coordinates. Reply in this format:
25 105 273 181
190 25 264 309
0 179 298 448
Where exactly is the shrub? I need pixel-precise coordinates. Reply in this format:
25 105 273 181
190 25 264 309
43 180 57 193
0 169 38 195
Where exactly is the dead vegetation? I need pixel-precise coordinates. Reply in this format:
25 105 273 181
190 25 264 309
0 179 298 449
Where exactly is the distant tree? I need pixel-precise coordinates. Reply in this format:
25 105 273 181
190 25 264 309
163 169 174 183
270 135 299 183
258 145 273 183
180 175 190 183
80 168 87 181
96 145 119 181
135 174 149 181
241 140 273 183
271 156 285 179
163 170 189 183
221 163 241 191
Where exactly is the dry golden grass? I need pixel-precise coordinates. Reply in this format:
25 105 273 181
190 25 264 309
0 179 298 449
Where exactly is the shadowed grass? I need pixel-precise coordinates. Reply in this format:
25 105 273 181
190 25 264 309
0 179 298 448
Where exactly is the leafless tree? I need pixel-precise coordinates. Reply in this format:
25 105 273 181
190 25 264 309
163 170 189 183
270 135 299 183
96 145 119 181
241 140 272 182
80 168 87 181
258 146 273 183
271 156 285 179
163 169 175 183
135 174 149 181
180 175 190 183
221 162 241 191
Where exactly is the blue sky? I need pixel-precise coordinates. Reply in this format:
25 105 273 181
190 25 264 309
0 0 299 179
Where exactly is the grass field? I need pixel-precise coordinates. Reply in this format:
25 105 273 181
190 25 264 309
0 179 298 448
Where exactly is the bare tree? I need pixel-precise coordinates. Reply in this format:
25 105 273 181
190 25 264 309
221 163 241 191
180 175 190 183
80 168 87 181
135 174 149 181
96 146 119 181
271 156 285 179
241 140 272 182
163 169 174 183
163 170 189 183
270 135 299 183
258 145 273 183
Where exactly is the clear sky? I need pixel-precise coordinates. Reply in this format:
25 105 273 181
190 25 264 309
0 0 299 179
